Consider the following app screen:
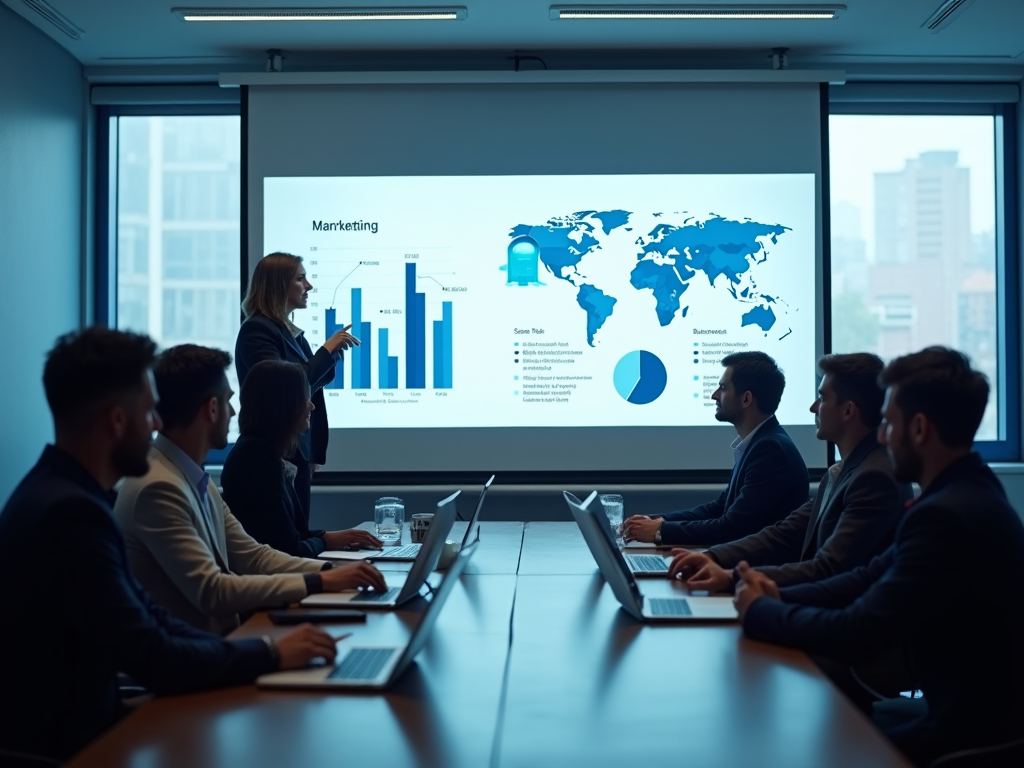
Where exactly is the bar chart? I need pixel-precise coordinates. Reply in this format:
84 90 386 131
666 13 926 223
324 308 345 390
323 261 453 391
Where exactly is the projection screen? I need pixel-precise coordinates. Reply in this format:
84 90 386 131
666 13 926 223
244 76 828 475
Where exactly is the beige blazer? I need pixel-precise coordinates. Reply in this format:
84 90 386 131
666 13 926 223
114 442 324 635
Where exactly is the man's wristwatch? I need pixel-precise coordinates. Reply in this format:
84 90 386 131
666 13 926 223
261 635 281 667
653 521 664 546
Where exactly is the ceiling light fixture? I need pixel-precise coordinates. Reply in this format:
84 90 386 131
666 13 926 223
550 5 845 20
173 7 467 22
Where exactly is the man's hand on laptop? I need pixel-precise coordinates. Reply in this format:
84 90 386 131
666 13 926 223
276 625 338 669
322 561 388 593
667 550 714 581
684 561 733 593
732 562 780 621
622 515 663 543
324 528 384 551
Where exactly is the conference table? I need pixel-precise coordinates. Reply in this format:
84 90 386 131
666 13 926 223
67 521 912 768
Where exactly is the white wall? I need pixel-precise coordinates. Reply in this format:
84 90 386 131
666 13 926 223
0 4 85 500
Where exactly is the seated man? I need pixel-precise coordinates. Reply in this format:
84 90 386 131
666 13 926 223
735 348 1024 767
624 351 808 546
0 328 341 764
669 353 911 591
115 344 387 635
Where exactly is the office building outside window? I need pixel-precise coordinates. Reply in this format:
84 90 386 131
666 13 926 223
829 115 998 440
115 115 242 404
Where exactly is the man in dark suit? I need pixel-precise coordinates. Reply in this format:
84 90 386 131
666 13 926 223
735 347 1024 767
0 328 341 764
623 351 808 546
667 353 911 590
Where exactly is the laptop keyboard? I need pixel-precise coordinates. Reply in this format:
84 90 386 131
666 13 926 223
329 648 397 681
381 544 420 558
648 598 693 617
351 587 401 603
627 555 669 572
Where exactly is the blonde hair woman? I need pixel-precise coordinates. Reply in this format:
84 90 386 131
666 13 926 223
235 252 359 516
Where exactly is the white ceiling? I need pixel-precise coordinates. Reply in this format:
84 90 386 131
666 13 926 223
4 0 1024 73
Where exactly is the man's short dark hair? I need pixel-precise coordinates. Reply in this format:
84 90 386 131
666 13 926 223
44 327 157 432
238 360 309 456
879 347 989 449
153 345 233 430
721 351 786 414
818 353 886 429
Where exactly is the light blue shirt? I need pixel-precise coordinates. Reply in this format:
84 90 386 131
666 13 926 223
729 415 772 466
154 434 212 506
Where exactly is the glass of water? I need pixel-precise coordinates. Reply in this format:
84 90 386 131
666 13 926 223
599 493 625 548
374 497 404 544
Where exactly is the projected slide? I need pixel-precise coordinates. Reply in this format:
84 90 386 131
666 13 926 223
264 173 817 429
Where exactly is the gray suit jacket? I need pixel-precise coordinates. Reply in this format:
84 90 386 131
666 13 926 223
706 433 911 587
114 441 324 635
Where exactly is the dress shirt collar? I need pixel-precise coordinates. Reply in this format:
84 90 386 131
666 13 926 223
729 415 771 464
154 434 210 502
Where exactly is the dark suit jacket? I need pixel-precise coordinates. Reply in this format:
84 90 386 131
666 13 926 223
743 453 1024 765
221 435 328 558
0 447 274 762
707 433 912 587
661 415 809 545
235 311 339 464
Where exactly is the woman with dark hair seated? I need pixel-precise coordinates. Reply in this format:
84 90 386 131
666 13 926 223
221 360 381 558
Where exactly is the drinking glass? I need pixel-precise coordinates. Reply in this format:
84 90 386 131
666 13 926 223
374 497 404 544
599 493 625 547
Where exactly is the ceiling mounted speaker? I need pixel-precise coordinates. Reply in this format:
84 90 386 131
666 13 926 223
921 0 976 32
21 0 84 39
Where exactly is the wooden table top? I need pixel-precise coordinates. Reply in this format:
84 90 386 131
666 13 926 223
66 521 911 768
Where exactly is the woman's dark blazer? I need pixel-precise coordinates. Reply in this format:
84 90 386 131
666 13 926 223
235 311 338 465
221 435 327 558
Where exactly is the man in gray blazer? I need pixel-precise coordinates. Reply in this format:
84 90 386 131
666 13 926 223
668 353 912 591
115 345 387 635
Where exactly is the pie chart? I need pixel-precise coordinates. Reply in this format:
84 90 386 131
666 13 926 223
613 350 668 405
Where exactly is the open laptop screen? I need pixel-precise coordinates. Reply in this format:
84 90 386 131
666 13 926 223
390 537 480 680
461 475 495 548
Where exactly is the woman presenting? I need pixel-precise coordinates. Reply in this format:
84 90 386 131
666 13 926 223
235 252 357 516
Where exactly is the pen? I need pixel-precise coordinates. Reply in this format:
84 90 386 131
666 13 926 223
334 633 353 644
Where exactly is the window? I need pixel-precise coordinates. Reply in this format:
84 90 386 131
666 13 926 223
829 108 1018 456
107 113 242 444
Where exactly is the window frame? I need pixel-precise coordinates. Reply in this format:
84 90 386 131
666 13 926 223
827 97 1021 462
97 102 242 465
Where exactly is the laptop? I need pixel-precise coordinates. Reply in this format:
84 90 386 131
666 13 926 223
563 491 737 622
458 474 494 548
301 490 458 609
579 494 670 577
320 475 495 562
258 538 479 690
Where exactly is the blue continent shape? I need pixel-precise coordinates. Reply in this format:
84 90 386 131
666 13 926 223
641 216 790 287
629 260 693 326
590 210 631 235
576 284 617 347
508 210 631 282
741 305 777 332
